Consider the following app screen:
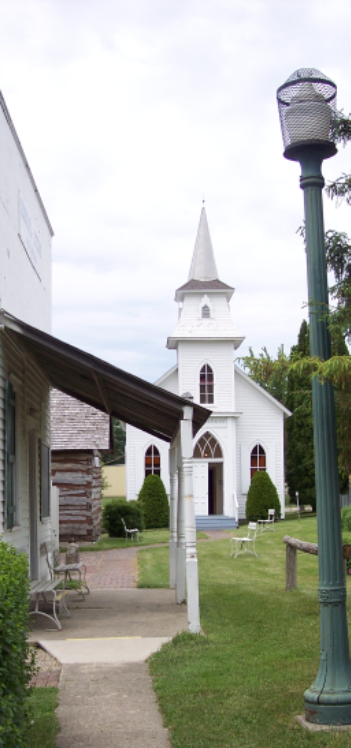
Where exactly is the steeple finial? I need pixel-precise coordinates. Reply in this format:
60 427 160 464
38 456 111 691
188 206 218 281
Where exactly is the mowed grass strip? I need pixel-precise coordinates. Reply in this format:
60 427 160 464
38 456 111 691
139 518 351 748
26 688 59 748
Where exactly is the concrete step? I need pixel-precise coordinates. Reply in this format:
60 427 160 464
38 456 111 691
196 515 238 530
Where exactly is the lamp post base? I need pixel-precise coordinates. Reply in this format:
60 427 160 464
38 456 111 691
304 694 351 726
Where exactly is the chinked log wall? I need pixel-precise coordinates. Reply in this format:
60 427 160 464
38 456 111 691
51 450 102 542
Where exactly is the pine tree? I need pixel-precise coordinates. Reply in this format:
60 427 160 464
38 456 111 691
285 321 316 509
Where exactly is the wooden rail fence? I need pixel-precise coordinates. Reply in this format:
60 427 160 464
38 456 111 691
283 536 351 590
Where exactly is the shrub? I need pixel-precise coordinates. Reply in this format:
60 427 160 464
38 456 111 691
102 499 144 537
0 542 36 747
246 471 281 521
138 474 169 529
341 506 351 533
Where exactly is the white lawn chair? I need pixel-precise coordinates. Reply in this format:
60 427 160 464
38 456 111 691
257 508 276 532
121 518 140 541
230 522 258 559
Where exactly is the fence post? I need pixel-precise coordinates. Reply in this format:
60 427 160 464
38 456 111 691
286 544 297 591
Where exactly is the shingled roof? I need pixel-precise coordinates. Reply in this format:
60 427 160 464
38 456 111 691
51 389 112 451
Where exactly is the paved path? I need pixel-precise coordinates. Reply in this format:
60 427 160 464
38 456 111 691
78 547 138 589
77 532 229 591
57 662 170 748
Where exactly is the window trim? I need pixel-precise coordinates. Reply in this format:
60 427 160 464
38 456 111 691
40 441 51 520
5 380 17 529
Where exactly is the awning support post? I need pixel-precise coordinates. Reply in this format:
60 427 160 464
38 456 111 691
181 405 201 634
176 453 186 604
169 445 178 589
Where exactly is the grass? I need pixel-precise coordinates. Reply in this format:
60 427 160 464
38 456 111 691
66 528 207 552
26 688 59 747
139 517 351 748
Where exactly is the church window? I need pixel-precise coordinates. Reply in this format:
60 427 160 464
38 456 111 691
200 364 214 404
201 304 211 318
250 444 266 480
145 445 161 477
193 431 222 459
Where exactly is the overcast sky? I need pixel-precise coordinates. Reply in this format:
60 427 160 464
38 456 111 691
1 0 350 381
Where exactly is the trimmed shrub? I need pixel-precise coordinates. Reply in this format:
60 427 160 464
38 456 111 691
246 471 281 521
102 499 144 537
341 506 351 533
0 542 36 747
138 474 169 529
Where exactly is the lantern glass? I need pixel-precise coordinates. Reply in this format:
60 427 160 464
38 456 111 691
277 68 337 151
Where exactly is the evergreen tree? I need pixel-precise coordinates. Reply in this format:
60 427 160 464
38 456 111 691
101 418 126 465
285 321 315 509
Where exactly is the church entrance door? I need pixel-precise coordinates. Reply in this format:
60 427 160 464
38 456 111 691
208 463 223 515
193 460 223 516
193 462 208 515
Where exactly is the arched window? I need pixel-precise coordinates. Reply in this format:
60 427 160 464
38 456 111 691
250 444 266 480
193 432 222 459
145 445 161 477
200 364 214 404
202 304 211 318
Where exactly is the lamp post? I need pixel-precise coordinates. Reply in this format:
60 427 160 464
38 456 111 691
277 68 351 726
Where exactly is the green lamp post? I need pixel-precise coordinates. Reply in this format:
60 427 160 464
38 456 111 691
277 68 351 726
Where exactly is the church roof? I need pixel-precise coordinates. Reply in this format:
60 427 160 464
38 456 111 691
176 278 234 297
188 206 218 281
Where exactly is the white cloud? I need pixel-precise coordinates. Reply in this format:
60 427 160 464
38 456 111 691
0 0 350 381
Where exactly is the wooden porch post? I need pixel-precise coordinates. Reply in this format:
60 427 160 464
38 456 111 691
169 444 178 589
176 451 186 604
181 405 201 633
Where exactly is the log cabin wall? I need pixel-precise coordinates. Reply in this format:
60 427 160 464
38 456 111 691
51 448 103 542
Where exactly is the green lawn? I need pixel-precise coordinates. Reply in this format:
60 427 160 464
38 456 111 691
66 528 207 552
26 688 59 748
139 517 351 748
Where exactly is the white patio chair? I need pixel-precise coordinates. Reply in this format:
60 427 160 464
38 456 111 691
44 540 89 599
257 508 276 532
230 522 258 559
121 518 140 541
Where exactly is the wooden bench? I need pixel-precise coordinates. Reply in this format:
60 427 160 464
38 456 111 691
29 578 71 630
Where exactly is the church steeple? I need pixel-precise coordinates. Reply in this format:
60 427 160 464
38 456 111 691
168 207 244 351
188 206 218 281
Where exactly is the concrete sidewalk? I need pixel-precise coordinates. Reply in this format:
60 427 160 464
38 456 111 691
30 588 187 747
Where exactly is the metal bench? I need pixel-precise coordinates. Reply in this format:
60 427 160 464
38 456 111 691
44 541 89 599
230 522 258 559
29 578 70 630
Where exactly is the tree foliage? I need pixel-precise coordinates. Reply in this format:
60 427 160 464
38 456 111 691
246 471 281 521
101 418 126 465
138 474 169 529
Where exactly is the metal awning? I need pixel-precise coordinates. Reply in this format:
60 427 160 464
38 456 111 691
0 311 210 442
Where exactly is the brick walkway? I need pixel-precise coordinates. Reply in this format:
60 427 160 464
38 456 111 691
31 671 61 687
79 547 138 590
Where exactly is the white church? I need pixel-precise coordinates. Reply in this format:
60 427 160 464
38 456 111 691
126 207 289 527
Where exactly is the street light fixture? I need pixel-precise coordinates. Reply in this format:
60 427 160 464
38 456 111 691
277 68 351 727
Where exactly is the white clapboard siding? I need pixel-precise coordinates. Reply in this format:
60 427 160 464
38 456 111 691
178 340 235 411
235 367 286 519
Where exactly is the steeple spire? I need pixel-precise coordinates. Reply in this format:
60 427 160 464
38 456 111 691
188 206 218 281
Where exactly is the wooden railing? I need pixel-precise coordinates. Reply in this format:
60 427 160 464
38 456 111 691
284 536 351 590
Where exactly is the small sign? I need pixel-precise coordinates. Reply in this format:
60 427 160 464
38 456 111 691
18 192 42 279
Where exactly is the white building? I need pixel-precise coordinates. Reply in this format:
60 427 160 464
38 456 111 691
127 207 290 526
